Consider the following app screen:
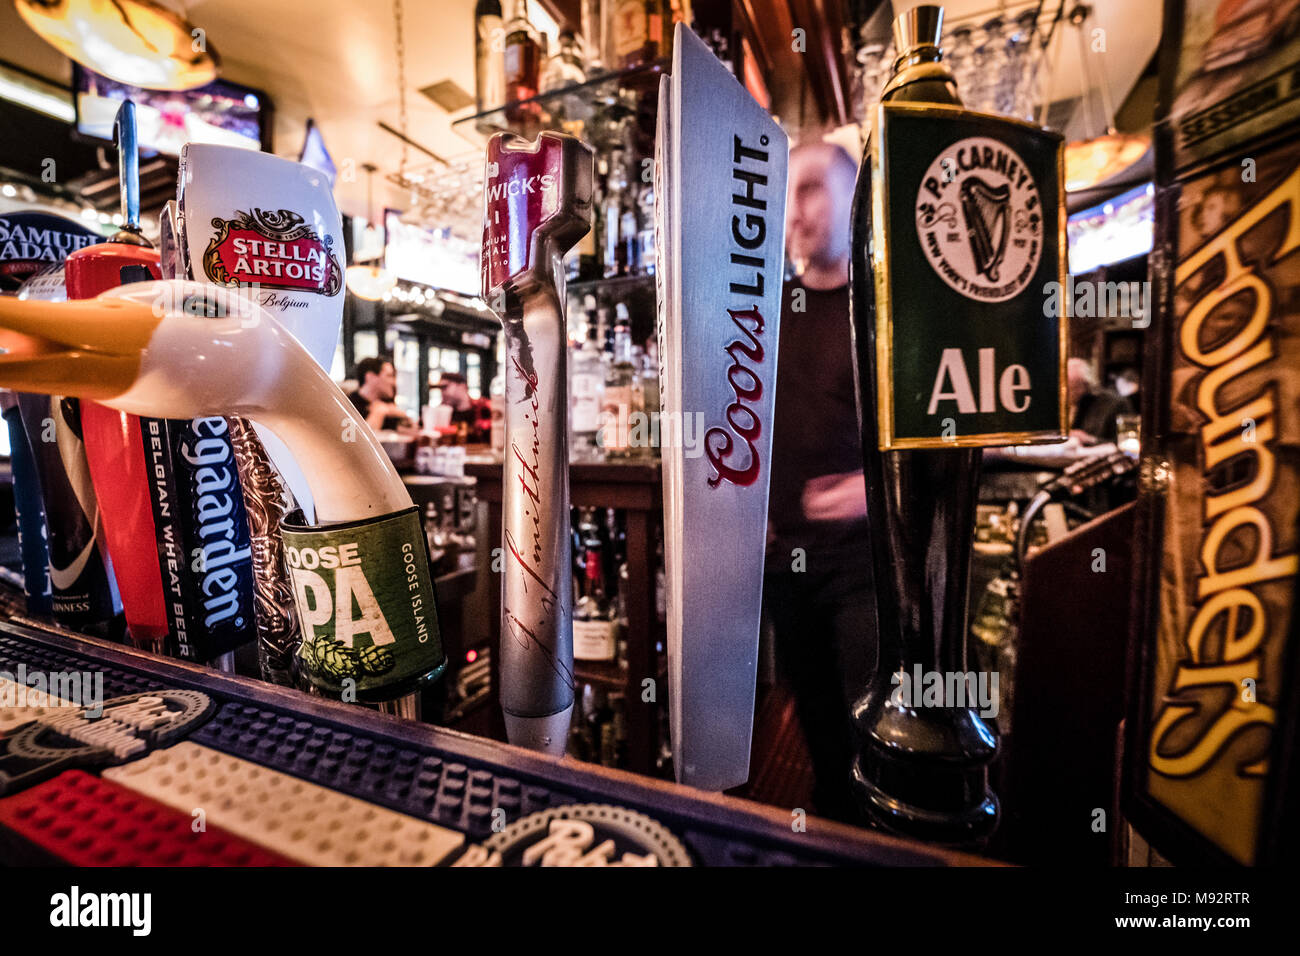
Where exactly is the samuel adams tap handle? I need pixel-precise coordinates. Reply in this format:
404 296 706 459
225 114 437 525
481 131 593 754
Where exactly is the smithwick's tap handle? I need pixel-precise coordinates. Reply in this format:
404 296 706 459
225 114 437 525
111 101 148 247
481 131 593 755
481 131 593 300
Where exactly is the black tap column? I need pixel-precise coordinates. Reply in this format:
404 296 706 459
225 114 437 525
847 5 1067 845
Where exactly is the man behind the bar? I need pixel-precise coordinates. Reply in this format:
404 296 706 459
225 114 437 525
433 371 492 443
1068 357 1133 444
764 140 875 824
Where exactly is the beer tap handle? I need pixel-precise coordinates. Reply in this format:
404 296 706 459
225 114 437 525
481 131 593 754
111 101 149 247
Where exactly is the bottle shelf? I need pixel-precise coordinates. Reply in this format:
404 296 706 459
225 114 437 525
452 60 669 146
566 272 656 297
574 659 628 689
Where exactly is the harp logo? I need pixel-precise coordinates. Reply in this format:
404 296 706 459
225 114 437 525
916 136 1042 303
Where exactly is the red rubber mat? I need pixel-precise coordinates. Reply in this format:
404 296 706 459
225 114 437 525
0 769 299 866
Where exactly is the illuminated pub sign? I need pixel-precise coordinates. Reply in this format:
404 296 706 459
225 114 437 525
1125 0 1300 865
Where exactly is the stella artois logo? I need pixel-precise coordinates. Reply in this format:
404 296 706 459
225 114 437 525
914 136 1043 303
203 208 342 295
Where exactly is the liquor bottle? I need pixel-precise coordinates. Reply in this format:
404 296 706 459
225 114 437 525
576 214 600 280
504 0 543 123
580 0 604 75
568 682 596 760
640 337 660 457
474 0 505 114
629 343 647 442
542 29 587 92
587 685 615 764
847 5 1064 844
608 0 665 70
570 302 606 462
602 307 640 458
637 175 656 274
573 510 618 662
602 151 628 277
609 691 628 767
620 170 641 274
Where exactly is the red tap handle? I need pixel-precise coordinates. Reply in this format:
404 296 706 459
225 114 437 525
481 131 593 302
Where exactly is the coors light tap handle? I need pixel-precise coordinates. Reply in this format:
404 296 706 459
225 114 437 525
481 131 593 754
847 5 1066 844
655 24 788 791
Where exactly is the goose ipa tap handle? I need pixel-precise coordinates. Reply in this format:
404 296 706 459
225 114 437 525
481 131 593 755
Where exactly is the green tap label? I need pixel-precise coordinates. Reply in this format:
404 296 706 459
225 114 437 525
282 507 444 698
870 102 1067 449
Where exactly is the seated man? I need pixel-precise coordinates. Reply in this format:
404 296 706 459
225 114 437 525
349 356 418 435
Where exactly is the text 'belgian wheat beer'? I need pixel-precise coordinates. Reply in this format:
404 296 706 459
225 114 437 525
848 5 1065 844
657 23 788 791
481 132 593 755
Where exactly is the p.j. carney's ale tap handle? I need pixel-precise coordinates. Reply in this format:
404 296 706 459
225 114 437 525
481 131 593 755
0 280 446 704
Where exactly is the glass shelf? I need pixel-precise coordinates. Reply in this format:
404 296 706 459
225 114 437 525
451 59 668 148
567 272 656 297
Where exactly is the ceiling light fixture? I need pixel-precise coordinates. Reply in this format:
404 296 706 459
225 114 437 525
1062 4 1150 192
15 0 220 91
346 162 397 301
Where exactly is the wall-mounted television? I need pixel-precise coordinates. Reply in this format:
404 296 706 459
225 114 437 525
72 64 271 157
383 209 479 297
1067 182 1155 275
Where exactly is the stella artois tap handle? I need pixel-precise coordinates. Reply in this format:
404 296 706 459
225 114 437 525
0 280 447 705
481 131 593 755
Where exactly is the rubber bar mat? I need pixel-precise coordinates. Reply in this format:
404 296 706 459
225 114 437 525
0 629 933 866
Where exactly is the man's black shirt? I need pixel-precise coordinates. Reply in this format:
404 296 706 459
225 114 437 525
766 279 869 570
1072 387 1133 443
348 391 409 431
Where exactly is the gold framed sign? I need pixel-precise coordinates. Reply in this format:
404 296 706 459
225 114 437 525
868 102 1068 450
1125 138 1300 866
